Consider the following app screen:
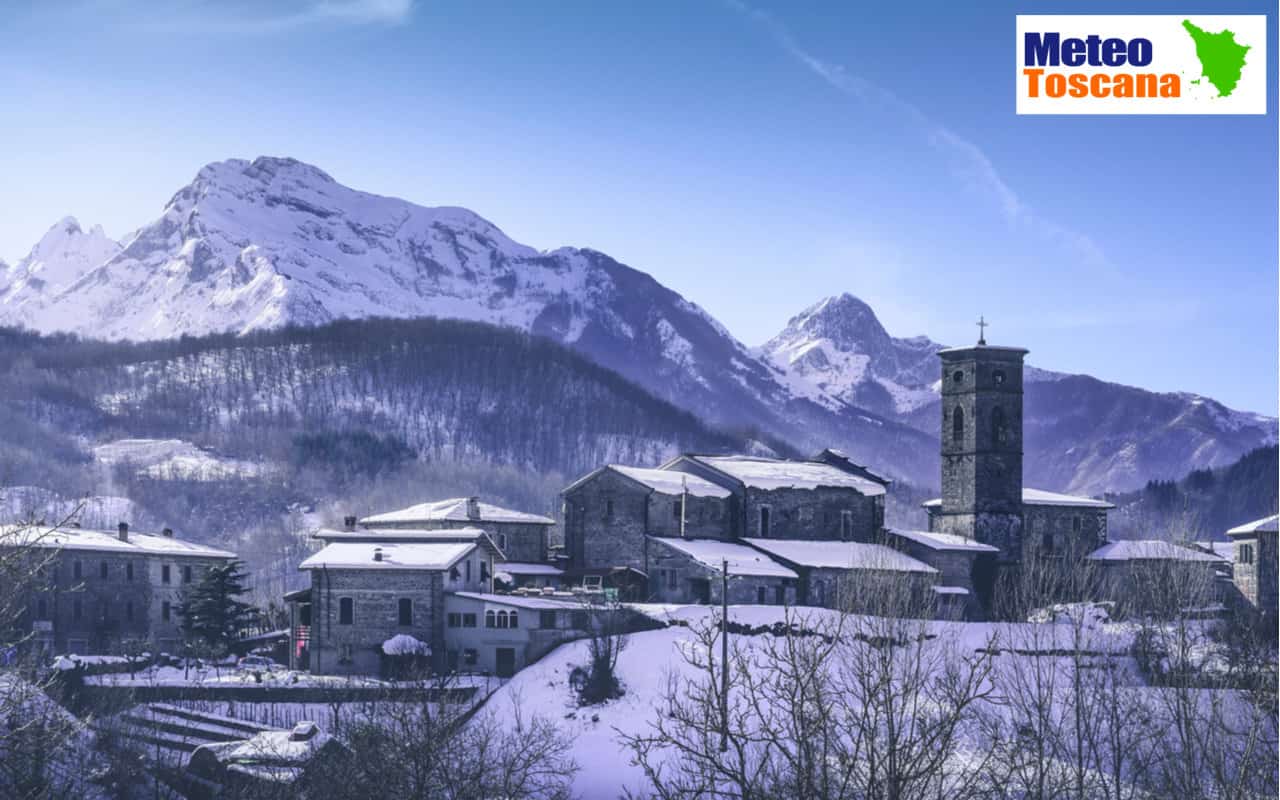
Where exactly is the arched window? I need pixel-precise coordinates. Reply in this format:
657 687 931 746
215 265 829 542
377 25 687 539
993 369 1006 385
952 369 964 384
509 611 519 628
485 610 497 628
952 407 965 444
496 611 509 629
992 406 1008 446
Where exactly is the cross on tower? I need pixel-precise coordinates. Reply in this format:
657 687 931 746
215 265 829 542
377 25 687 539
976 316 988 346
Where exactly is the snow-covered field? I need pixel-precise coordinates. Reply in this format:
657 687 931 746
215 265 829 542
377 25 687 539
486 604 1150 798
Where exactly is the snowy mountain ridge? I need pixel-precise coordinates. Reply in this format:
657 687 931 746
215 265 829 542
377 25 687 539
1 155 1273 492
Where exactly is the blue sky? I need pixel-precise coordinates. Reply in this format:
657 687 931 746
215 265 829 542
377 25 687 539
1 0 1275 414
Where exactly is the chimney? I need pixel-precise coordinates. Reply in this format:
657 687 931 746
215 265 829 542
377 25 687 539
117 522 129 542
162 527 173 538
343 515 357 532
373 547 383 563
466 497 481 521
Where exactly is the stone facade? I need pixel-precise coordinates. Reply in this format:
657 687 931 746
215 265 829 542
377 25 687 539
1022 505 1108 573
12 529 233 656
1231 530 1277 616
306 546 491 675
562 468 655 573
934 345 1028 555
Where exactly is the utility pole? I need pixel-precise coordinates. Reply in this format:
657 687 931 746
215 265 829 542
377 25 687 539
680 475 688 538
720 557 729 752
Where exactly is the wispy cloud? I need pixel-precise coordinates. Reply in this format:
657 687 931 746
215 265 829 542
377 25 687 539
724 0 1106 267
96 0 415 35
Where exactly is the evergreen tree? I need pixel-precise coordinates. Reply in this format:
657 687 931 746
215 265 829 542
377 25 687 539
179 559 254 652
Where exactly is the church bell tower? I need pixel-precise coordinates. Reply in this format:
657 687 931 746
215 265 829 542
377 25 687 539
933 320 1027 556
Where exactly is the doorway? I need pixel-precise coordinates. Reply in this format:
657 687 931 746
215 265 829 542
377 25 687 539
495 647 516 678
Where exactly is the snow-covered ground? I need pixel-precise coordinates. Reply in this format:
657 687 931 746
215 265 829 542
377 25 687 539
92 438 269 480
485 603 1149 798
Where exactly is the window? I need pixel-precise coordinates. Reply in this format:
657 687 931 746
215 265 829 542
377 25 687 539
1042 532 1056 555
1072 516 1082 533
126 562 133 582
161 601 170 622
448 612 462 628
398 598 413 626
161 565 171 584
953 369 964 384
463 613 477 628
450 566 461 581
465 560 472 581
993 369 1006 385
497 533 507 550
840 510 854 541
73 561 83 581
757 586 766 604
340 644 353 663
1240 544 1254 564
540 610 557 629
509 611 519 628
759 506 772 538
126 601 134 622
486 610 497 628
36 597 48 618
775 585 785 605
99 561 108 579
952 407 965 444
74 599 83 621
496 611 510 629
463 648 478 666
605 499 615 521
992 406 1008 447
182 565 193 584
339 597 354 625
673 499 683 521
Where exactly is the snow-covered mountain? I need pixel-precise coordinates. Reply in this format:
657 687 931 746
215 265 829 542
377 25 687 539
762 293 1277 493
0 217 120 326
2 156 1272 493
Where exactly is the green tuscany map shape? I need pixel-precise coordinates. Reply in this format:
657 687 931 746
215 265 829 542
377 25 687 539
1181 19 1251 98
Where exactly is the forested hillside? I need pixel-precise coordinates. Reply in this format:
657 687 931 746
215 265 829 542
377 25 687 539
0 318 766 599
1107 445 1279 540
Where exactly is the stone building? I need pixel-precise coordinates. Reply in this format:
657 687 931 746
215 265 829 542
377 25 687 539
923 336 1114 613
1 522 236 655
1226 514 1278 619
295 528 502 675
647 537 799 605
360 496 556 573
743 538 936 612
662 455 886 541
1086 540 1225 616
886 528 998 619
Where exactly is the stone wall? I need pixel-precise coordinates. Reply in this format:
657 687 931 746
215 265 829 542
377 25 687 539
738 486 881 542
1022 506 1107 566
308 568 447 676
1232 531 1278 614
562 469 651 572
641 493 733 541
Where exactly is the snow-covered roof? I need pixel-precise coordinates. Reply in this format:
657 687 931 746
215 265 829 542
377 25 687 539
922 488 1113 510
887 528 999 553
299 541 475 571
932 585 970 595
1226 514 1278 537
1192 541 1234 560
608 466 732 498
1087 540 1222 563
743 538 936 573
686 456 886 497
499 562 564 576
0 524 235 559
313 527 504 558
361 497 553 526
449 591 584 610
649 537 798 579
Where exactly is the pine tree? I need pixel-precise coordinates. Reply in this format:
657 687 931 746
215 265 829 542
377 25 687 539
179 559 254 652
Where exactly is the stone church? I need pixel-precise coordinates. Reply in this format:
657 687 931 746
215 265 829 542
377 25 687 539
922 339 1113 613
560 331 1114 618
